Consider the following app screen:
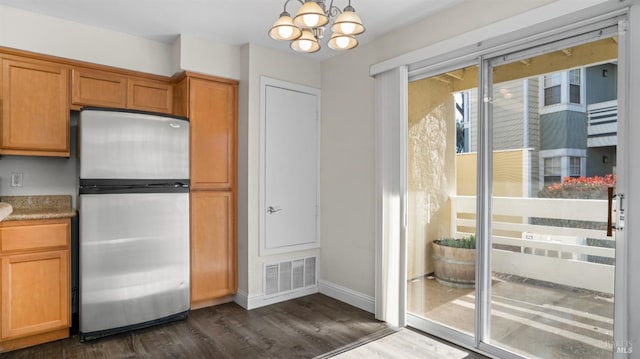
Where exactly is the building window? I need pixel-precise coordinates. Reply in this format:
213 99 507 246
543 73 561 106
543 157 561 185
569 156 581 177
569 69 581 104
541 69 584 110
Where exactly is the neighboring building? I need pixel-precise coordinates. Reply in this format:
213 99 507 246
457 62 618 196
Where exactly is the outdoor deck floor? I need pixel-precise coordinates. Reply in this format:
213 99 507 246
408 275 614 358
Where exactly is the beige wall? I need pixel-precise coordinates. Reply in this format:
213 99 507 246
320 44 377 296
456 150 525 198
405 78 527 279
238 44 322 303
407 78 456 279
456 149 527 239
321 0 556 297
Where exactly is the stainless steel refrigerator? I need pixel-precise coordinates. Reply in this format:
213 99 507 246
78 108 190 342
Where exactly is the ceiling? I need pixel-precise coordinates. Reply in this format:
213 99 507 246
0 0 463 59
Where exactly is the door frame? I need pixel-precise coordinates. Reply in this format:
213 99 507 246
258 76 321 256
375 7 633 359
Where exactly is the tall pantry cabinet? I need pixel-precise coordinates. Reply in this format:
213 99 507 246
174 72 238 309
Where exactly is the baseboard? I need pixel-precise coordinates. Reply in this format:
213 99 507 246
234 290 249 309
236 287 319 310
234 281 375 313
318 280 375 313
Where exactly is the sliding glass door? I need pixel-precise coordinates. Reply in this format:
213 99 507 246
407 64 478 339
407 20 624 359
485 30 619 359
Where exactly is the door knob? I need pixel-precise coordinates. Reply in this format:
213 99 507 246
267 206 282 214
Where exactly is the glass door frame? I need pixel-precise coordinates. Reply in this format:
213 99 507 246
405 14 629 359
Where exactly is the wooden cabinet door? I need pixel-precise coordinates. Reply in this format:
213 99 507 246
127 78 173 114
1 59 69 157
71 68 127 108
190 191 236 306
1 250 69 339
190 78 237 189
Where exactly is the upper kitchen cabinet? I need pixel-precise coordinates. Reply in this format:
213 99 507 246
72 67 173 114
175 73 238 190
0 57 70 157
127 78 173 114
71 67 127 109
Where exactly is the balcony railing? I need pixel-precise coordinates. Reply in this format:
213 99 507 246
451 195 614 294
587 100 617 147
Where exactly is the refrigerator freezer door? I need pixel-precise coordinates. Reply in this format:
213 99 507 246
79 193 190 335
80 109 189 180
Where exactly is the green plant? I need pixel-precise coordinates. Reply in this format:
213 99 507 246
435 234 476 249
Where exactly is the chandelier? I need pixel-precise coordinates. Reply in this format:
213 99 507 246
268 0 365 53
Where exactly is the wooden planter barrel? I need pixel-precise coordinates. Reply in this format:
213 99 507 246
432 242 476 288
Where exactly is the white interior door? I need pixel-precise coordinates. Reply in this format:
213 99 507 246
260 78 320 255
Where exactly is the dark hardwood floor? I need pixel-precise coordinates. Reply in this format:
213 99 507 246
1 294 392 359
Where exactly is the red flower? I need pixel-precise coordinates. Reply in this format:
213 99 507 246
539 174 616 199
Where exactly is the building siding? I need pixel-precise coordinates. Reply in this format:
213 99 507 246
540 111 587 150
526 78 541 196
492 80 526 151
586 63 617 105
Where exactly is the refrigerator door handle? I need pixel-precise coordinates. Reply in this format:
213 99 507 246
146 182 190 189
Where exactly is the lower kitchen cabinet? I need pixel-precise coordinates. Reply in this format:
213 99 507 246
190 191 236 309
0 218 70 353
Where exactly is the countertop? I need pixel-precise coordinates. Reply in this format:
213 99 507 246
0 195 76 221
0 202 11 221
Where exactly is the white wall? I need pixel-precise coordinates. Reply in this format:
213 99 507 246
320 44 377 299
0 3 322 312
236 44 322 308
0 5 174 76
319 0 556 304
0 6 176 207
321 0 640 349
0 6 244 206
0 114 79 205
370 0 555 67
176 34 242 80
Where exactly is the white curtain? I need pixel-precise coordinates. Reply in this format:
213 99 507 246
374 66 408 328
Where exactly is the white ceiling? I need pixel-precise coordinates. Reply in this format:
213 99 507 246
0 0 463 59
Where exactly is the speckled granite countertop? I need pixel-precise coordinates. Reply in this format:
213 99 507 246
0 195 76 221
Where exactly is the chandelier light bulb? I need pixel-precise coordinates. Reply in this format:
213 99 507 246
278 26 294 39
303 13 320 27
331 5 365 37
339 22 357 35
293 1 328 28
299 39 313 51
327 32 358 50
336 36 350 49
269 11 302 41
